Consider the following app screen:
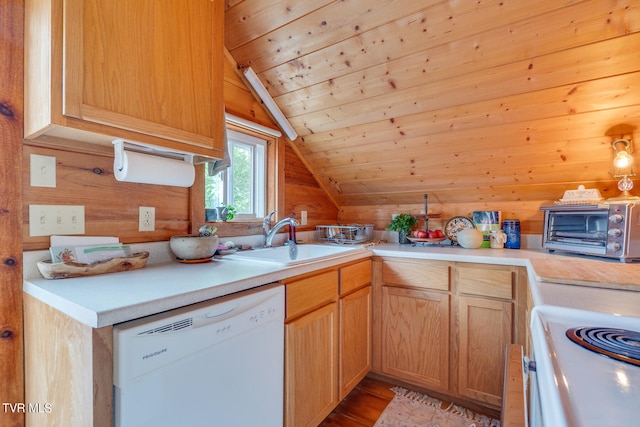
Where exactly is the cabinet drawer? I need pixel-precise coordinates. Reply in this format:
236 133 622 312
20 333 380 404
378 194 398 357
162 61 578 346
340 259 372 296
456 264 513 300
286 270 339 320
382 259 449 291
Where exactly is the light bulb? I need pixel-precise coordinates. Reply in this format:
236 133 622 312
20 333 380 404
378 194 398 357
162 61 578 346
613 151 633 169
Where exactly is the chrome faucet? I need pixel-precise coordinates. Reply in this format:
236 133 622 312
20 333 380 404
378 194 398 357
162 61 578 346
263 212 299 247
263 210 276 238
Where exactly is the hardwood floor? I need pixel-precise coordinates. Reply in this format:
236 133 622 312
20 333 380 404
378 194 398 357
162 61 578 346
319 375 501 427
319 377 396 427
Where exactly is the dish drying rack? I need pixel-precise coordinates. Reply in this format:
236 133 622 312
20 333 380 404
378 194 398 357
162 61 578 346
316 224 374 244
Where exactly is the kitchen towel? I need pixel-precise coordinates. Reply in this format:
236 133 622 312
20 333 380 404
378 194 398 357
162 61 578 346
114 150 195 187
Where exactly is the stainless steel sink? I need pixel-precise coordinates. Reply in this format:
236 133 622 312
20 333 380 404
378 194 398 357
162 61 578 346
224 244 368 266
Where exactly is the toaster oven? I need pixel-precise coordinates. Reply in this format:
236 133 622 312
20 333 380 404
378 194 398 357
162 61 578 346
541 203 640 262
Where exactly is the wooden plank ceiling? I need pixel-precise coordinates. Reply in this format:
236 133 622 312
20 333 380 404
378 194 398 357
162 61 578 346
225 0 640 207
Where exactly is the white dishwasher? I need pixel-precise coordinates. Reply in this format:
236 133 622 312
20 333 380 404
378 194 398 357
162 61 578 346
113 284 284 427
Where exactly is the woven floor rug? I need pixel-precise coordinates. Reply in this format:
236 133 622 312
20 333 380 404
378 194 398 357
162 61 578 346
373 387 500 427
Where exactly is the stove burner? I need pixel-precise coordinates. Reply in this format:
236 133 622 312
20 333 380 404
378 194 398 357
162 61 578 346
566 327 640 367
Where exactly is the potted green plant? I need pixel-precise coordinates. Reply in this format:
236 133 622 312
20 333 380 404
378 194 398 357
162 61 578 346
387 213 417 244
216 204 237 221
224 204 237 221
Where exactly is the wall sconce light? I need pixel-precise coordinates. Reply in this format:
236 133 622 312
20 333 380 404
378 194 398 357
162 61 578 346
243 67 298 141
607 138 640 202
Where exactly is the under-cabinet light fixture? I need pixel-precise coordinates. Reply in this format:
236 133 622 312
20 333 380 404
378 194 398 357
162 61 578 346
225 112 282 138
607 138 640 202
243 67 298 141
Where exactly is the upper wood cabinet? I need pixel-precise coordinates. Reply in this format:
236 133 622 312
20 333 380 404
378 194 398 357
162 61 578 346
24 0 225 158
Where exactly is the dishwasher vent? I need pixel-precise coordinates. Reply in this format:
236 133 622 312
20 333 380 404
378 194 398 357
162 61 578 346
137 317 193 335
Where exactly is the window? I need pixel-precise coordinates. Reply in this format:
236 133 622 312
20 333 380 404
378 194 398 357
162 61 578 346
205 129 267 219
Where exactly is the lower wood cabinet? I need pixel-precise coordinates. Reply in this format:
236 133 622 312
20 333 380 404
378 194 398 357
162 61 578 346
339 283 372 399
24 294 113 427
285 301 340 427
457 295 512 406
381 285 449 391
372 257 527 411
454 262 523 408
284 259 372 427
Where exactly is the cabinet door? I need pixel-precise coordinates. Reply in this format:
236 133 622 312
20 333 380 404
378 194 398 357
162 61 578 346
339 285 371 400
381 286 450 392
284 302 339 427
27 0 224 156
457 296 512 407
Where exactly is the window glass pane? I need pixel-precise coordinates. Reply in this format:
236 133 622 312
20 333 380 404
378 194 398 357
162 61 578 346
204 127 267 219
205 171 224 209
230 142 253 213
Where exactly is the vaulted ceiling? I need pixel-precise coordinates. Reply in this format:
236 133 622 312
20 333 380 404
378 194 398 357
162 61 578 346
224 0 640 207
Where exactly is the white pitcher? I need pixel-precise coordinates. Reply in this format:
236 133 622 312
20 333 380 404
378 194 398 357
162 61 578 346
490 230 507 248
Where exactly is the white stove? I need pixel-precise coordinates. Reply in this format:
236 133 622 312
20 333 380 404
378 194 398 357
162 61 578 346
530 305 640 427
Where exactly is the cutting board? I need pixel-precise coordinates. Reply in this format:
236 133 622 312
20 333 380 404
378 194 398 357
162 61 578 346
530 257 640 291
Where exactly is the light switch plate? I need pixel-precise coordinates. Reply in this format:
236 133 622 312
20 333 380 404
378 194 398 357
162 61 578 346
301 210 308 225
29 205 85 236
30 154 56 187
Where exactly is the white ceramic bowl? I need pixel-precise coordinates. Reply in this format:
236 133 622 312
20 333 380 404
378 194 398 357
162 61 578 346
456 228 484 249
169 235 219 260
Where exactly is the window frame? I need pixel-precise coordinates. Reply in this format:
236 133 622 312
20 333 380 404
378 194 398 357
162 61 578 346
220 129 267 219
190 120 284 236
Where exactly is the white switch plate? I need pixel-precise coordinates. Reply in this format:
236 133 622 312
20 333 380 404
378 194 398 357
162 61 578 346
139 207 155 232
30 154 56 188
29 205 85 236
301 210 308 225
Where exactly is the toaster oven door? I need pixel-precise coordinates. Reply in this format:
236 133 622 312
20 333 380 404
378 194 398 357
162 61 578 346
542 208 608 255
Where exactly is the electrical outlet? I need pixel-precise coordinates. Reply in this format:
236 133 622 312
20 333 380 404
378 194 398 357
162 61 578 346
301 210 308 225
30 154 56 188
139 207 155 232
29 205 85 236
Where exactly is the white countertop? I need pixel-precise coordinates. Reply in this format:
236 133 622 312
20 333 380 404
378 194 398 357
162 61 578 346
371 243 640 318
24 241 640 328
23 248 371 328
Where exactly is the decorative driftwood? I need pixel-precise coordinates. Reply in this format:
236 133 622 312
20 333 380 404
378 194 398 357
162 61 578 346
37 252 149 280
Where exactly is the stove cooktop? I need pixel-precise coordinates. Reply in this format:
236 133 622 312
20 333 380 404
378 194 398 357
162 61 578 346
531 306 640 427
566 326 640 367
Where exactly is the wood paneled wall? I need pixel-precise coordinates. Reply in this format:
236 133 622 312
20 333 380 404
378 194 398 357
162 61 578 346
285 143 339 230
22 54 337 250
1 1 25 424
22 142 191 250
225 0 640 235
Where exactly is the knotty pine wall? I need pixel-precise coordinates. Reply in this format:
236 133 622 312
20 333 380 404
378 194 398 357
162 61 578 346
23 54 337 250
1 1 25 422
284 142 339 229
225 0 640 236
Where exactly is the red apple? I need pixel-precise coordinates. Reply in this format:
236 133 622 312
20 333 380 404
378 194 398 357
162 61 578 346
417 230 427 238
